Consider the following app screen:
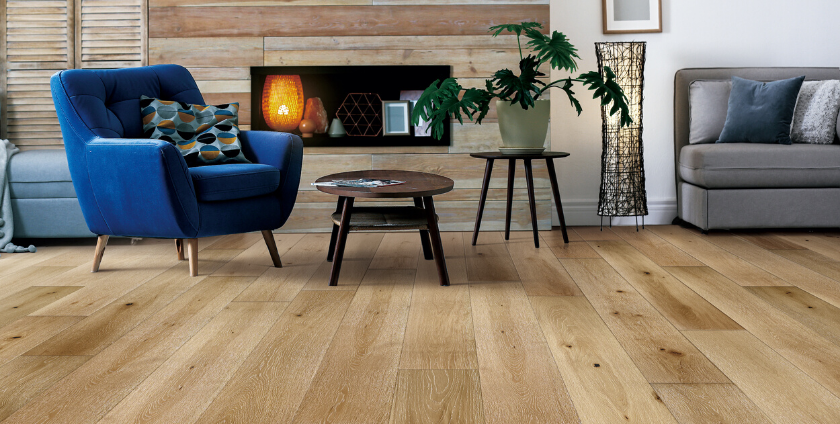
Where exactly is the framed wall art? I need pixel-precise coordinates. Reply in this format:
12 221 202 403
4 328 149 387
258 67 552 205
602 0 662 34
382 100 411 136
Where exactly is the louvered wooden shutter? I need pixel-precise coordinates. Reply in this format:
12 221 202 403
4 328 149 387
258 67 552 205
76 0 146 69
2 0 75 146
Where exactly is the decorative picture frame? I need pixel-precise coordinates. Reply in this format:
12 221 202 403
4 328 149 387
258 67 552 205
602 0 662 34
382 101 411 136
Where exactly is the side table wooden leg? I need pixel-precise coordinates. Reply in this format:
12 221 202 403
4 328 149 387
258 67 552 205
327 196 346 262
505 158 516 240
175 239 184 261
423 196 449 286
329 197 354 286
472 158 494 246
415 197 434 260
523 159 540 248
545 159 570 244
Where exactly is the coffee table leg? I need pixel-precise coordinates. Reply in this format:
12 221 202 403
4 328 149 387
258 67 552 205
505 158 516 241
523 159 540 248
545 159 570 244
472 158 494 246
327 196 346 262
423 196 450 286
329 197 354 286
414 197 434 260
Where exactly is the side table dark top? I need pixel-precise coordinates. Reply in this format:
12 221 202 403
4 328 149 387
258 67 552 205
315 170 454 198
470 151 571 160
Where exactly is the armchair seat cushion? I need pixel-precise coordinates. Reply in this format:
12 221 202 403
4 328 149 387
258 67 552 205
189 163 281 202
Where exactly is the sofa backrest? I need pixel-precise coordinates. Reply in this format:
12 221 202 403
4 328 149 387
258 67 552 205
673 67 840 203
52 64 204 140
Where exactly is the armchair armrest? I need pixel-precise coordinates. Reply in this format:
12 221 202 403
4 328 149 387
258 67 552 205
85 138 200 238
239 131 303 225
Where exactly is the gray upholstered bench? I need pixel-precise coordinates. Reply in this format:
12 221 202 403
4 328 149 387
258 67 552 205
8 149 93 238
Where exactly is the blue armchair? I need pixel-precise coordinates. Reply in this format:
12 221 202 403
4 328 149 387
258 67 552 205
51 64 303 276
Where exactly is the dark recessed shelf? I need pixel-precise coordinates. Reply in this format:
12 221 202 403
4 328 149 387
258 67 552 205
250 66 451 147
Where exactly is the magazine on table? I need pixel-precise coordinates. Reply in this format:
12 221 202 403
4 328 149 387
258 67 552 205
312 178 405 188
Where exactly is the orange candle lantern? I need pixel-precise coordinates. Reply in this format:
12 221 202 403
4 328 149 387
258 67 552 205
261 75 304 132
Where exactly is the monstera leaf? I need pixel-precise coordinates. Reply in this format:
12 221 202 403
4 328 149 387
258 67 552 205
489 21 543 38
525 29 580 73
411 78 492 139
491 55 546 109
578 67 632 126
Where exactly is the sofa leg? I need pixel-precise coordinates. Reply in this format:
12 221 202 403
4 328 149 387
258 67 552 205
262 230 282 268
175 239 184 261
187 239 198 277
92 235 109 273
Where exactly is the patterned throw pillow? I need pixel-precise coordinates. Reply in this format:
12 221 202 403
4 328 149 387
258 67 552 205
791 80 840 144
177 119 250 167
140 95 238 144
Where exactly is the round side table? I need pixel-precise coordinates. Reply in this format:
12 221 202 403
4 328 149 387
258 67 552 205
315 170 454 286
469 151 570 248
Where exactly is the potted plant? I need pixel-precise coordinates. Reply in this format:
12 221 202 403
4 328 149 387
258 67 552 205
411 22 632 150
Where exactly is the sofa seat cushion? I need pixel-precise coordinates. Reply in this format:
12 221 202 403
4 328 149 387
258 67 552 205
680 144 840 188
189 163 280 202
8 149 77 199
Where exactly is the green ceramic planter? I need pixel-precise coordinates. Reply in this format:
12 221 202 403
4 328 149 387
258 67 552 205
496 99 550 148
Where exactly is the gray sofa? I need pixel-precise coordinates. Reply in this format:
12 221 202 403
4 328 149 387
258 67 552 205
8 149 93 238
674 67 840 230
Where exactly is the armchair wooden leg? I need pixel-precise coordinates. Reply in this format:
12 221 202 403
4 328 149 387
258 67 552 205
91 235 109 273
262 230 283 268
187 238 198 277
175 239 184 261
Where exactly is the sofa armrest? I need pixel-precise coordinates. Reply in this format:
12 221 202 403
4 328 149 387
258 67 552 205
239 130 303 225
85 138 200 238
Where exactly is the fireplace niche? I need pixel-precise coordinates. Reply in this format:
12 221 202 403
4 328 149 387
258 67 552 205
250 66 451 147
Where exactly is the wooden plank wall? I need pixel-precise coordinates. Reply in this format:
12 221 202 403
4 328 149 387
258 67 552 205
148 1 552 232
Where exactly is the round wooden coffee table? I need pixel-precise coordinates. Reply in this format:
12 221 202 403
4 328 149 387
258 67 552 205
315 170 454 286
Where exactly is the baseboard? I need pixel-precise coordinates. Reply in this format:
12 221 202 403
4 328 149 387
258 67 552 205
552 198 677 227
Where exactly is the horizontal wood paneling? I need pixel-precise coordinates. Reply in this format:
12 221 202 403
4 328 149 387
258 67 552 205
148 5 549 38
149 37 263 67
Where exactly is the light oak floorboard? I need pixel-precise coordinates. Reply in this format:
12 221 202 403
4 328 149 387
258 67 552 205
470 281 579 424
777 232 840 262
0 266 79 303
612 226 703 266
704 233 840 307
389 369 485 424
651 383 772 424
649 225 787 286
0 316 82 367
26 250 241 356
572 226 621 240
99 301 285 424
531 296 677 423
590 240 741 330
464 232 519 282
0 286 81 329
747 286 840 347
734 231 807 250
505 232 582 296
2 277 253 424
303 232 385 290
684 330 840 423
196 291 354 424
0 355 90 421
560 259 729 383
776 248 840 283
400 255 478 370
667 266 840 398
292 269 414 424
212 233 304 277
369 232 422 270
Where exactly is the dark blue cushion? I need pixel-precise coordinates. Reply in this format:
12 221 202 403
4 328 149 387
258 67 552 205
189 163 281 202
717 76 805 145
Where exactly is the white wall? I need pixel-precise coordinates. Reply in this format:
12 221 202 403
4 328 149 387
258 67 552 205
549 0 840 226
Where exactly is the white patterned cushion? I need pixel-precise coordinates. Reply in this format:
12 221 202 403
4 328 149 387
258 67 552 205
791 80 840 144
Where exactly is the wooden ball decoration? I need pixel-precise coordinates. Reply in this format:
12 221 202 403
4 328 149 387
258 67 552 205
299 118 315 138
261 75 304 132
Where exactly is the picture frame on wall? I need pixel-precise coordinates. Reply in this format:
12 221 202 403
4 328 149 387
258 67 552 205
382 101 411 136
602 0 662 34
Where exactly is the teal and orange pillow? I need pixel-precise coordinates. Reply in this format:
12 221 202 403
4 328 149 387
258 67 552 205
177 119 250 167
140 95 238 145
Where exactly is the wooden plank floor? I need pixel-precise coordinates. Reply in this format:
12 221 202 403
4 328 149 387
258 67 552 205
3 226 840 423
